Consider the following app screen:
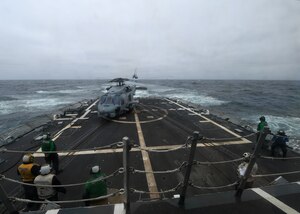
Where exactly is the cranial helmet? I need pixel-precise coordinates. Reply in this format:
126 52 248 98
277 130 286 136
90 165 100 174
243 152 251 160
259 116 265 122
23 154 34 163
40 165 52 175
42 133 51 140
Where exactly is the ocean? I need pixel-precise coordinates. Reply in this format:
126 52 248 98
0 80 299 149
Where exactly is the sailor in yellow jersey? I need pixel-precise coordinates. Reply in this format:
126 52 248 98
17 154 41 211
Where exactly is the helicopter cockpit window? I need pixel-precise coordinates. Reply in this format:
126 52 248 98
121 98 125 105
102 96 113 104
113 96 121 105
100 96 107 104
101 95 120 105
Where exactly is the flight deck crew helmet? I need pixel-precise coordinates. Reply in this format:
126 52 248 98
40 165 52 175
259 116 266 122
243 152 251 161
22 154 34 164
277 130 286 136
90 165 101 174
42 133 51 140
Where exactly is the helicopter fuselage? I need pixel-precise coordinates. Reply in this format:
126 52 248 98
97 84 136 118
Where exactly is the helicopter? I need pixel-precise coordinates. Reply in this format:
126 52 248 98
97 78 137 118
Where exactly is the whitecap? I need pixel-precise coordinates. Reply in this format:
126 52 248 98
247 115 300 136
36 89 85 94
24 98 73 108
135 90 150 98
134 83 228 106
166 93 228 107
147 89 227 106
0 98 73 115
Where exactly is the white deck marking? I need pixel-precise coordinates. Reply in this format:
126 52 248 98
110 108 168 124
114 203 125 214
110 116 166 124
297 182 300 185
33 140 250 157
188 113 198 116
199 120 210 123
45 209 60 214
70 126 82 129
134 112 159 199
208 140 250 146
165 98 251 143
169 108 176 111
34 99 99 156
147 116 154 119
119 117 127 120
252 188 300 214
54 118 73 121
65 113 78 117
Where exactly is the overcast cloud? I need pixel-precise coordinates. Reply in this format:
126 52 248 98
0 0 299 80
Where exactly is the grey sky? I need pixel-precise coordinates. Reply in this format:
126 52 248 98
0 0 299 80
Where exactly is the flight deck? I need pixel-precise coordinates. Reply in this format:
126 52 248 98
0 97 300 213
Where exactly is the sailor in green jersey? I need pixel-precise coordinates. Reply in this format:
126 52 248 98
257 116 268 132
83 165 108 206
41 133 60 174
256 116 268 144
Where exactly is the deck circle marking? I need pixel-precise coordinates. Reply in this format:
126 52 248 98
108 106 168 124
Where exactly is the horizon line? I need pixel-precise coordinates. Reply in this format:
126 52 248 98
0 78 299 81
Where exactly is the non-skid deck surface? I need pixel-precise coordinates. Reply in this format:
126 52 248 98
1 97 299 212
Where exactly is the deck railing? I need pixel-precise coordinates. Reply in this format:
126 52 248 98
1 127 300 214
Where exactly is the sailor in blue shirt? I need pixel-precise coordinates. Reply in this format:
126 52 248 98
271 130 289 157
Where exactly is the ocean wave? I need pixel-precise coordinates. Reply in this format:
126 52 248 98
76 85 100 90
148 90 227 107
0 96 18 101
167 93 228 106
23 98 73 108
135 90 151 98
136 90 228 106
0 98 73 115
150 88 178 93
246 115 300 138
135 83 228 107
36 89 85 94
0 104 14 115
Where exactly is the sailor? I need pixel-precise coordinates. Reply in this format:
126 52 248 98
257 116 268 131
83 165 108 206
271 130 289 158
17 154 41 211
34 165 66 201
256 116 268 140
41 133 60 174
237 152 258 188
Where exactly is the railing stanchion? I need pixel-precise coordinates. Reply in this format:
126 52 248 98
235 127 271 197
178 131 202 206
123 137 131 213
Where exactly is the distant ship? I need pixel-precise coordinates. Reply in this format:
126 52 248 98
132 70 138 81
